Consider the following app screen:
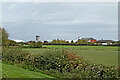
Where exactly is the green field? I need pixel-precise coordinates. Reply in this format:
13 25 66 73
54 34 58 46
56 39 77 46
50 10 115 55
1 62 53 78
23 45 118 67
2 45 118 78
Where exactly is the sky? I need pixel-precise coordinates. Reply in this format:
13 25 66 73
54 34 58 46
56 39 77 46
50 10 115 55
2 2 118 41
1 0 119 2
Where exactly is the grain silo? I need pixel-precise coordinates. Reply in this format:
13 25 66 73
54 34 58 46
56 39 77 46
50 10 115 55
36 35 40 42
78 37 81 40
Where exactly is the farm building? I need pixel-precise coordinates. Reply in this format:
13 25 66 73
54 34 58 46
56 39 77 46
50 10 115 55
81 37 96 43
36 35 40 42
97 40 113 45
13 40 25 43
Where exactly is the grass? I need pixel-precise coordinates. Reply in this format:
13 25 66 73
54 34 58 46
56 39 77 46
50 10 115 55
1 62 54 78
23 45 118 67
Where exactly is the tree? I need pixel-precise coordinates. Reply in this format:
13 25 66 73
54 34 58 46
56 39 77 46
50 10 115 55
36 41 43 48
51 39 57 44
28 41 43 48
18 42 26 45
44 41 48 44
0 28 9 47
65 41 69 44
8 40 17 46
71 40 74 44
76 39 88 44
51 39 69 44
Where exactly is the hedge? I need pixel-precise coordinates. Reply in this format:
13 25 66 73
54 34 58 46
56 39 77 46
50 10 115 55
2 47 119 79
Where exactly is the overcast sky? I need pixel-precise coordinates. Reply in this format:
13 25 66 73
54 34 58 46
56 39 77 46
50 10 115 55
2 2 118 41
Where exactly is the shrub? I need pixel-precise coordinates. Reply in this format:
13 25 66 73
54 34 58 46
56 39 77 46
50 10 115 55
28 41 43 48
2 48 119 78
2 47 30 64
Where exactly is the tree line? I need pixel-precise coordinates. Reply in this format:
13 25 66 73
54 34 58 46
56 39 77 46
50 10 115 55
0 28 43 48
1 27 120 47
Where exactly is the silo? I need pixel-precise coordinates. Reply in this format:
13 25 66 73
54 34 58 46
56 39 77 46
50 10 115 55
78 37 81 40
36 35 40 42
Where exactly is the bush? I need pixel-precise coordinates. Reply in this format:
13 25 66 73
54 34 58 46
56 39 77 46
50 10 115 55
28 41 43 48
2 48 119 78
2 47 30 64
19 41 43 48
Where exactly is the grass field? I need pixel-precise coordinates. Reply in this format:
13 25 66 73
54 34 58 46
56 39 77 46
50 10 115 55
23 45 118 67
1 62 53 78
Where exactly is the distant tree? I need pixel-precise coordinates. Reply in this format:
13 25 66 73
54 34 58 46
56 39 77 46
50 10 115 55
51 39 57 44
51 39 69 44
76 39 88 44
112 41 117 45
71 40 74 44
36 41 43 48
8 40 17 46
28 41 43 48
59 39 65 44
44 41 48 44
57 39 60 44
65 41 69 44
18 42 26 45
107 42 111 45
118 41 120 45
96 43 102 46
28 41 35 48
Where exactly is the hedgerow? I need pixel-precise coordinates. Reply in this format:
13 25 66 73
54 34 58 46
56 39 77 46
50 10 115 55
2 47 119 79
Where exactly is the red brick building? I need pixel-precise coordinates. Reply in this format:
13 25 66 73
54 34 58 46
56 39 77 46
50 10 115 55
81 37 96 43
91 39 96 43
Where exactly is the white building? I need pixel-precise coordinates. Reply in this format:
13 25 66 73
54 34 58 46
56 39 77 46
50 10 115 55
13 40 25 43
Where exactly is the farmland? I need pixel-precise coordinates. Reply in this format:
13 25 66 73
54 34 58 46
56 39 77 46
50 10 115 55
2 45 118 78
23 45 118 67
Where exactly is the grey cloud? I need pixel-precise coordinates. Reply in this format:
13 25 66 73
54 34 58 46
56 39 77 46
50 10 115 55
2 2 118 41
